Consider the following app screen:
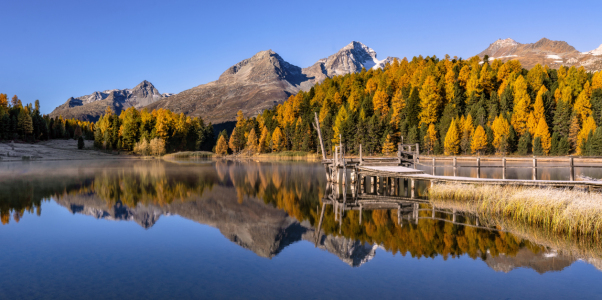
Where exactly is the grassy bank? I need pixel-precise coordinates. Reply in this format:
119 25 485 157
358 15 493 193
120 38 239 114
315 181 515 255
429 183 602 238
162 151 214 159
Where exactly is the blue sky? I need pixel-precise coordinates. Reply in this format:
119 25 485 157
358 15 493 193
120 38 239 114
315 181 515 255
2 0 601 114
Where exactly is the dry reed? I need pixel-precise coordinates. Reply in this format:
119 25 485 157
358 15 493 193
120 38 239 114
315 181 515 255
430 183 602 238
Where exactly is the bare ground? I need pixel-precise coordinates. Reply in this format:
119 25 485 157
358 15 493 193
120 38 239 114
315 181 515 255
0 139 132 161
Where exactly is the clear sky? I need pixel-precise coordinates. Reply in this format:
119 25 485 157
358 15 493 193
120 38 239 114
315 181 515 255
2 0 601 114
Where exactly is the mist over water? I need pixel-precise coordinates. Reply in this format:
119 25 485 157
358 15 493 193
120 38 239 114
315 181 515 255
1 159 602 299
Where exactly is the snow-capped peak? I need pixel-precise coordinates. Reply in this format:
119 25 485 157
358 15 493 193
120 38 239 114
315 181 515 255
582 44 602 56
493 38 519 47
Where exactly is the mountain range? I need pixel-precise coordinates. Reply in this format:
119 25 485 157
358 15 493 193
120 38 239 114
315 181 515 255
50 39 602 124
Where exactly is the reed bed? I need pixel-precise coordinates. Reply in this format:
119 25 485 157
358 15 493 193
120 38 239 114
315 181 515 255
430 183 602 238
163 151 214 159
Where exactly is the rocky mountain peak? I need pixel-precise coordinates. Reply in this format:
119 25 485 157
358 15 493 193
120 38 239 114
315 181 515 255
583 44 602 56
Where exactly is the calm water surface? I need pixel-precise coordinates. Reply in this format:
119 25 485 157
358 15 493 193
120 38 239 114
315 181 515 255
1 159 602 299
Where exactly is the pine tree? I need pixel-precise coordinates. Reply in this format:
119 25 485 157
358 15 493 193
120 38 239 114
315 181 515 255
568 115 580 152
550 132 559 156
470 125 487 155
216 135 228 155
460 115 474 154
373 89 389 117
574 81 592 122
517 132 532 156
533 137 544 156
557 136 570 155
444 118 460 155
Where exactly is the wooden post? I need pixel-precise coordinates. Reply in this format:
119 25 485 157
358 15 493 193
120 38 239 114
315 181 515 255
373 176 377 194
452 209 457 223
415 143 420 164
410 179 415 199
432 157 436 175
314 112 326 160
502 157 507 180
532 157 537 181
359 144 363 166
397 204 402 225
414 203 419 225
397 143 402 165
359 204 363 225
453 157 457 177
432 206 435 218
570 157 575 181
477 157 481 179
342 143 346 186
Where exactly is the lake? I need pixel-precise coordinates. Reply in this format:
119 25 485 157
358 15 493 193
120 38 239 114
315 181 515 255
1 159 602 299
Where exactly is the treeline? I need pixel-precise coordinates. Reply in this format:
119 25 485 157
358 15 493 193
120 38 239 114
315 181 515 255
227 56 602 156
0 94 94 142
93 107 215 154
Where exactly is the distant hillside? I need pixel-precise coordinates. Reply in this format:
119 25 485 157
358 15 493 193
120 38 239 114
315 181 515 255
49 80 171 122
478 37 602 71
145 41 396 124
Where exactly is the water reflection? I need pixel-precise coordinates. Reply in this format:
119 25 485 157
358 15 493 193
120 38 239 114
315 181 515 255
0 159 601 272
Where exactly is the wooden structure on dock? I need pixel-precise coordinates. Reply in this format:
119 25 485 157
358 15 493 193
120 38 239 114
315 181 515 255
313 111 602 190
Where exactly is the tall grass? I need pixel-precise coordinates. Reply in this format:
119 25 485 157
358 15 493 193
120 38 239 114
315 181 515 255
163 151 214 159
430 183 602 238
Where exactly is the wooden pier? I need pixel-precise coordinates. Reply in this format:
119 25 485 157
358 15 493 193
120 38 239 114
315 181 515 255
312 111 602 190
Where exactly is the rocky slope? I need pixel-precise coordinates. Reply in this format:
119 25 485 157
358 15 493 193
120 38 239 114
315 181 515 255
478 38 602 71
49 80 170 121
145 41 394 124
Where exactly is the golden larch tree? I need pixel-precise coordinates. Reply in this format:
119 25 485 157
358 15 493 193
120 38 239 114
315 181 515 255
470 125 488 155
444 118 460 155
216 135 228 155
390 89 405 129
533 85 548 123
229 127 240 153
573 81 592 122
511 75 531 136
372 89 389 117
491 115 510 154
592 72 602 91
245 128 258 154
382 134 396 155
526 112 538 136
418 76 440 126
568 116 581 152
271 127 284 152
576 116 597 155
332 105 349 148
258 126 269 153
423 124 437 155
534 118 551 155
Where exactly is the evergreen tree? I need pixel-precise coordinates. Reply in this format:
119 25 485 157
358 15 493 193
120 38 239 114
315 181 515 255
517 132 532 156
533 137 544 156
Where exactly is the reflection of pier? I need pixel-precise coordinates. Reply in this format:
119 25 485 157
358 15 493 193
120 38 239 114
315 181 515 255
314 176 496 243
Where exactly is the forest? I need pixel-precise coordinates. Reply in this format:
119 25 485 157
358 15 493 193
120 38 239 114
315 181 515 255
0 94 94 142
227 56 602 156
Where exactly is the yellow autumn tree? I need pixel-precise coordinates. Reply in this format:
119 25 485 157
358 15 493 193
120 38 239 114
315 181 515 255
271 127 284 152
258 126 269 153
444 68 456 102
390 89 405 129
534 117 551 155
592 72 602 91
216 135 228 155
470 125 487 155
577 116 597 155
444 118 460 155
332 105 349 148
372 89 389 117
382 134 396 155
424 123 437 155
491 115 510 154
245 128 258 154
229 127 240 153
526 112 538 136
511 75 531 136
533 85 548 123
574 81 592 122
418 76 440 126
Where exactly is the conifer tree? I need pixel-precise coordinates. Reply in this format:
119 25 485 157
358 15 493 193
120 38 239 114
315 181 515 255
382 134 395 154
470 125 487 155
258 126 269 153
534 117 551 155
424 124 437 155
533 137 544 156
444 118 460 155
574 82 592 122
245 128 258 154
568 115 581 152
418 76 440 126
460 115 474 154
517 132 532 156
492 115 510 154
511 75 531 136
216 135 228 155
577 116 597 155
373 90 389 117
271 127 284 152
229 127 240 153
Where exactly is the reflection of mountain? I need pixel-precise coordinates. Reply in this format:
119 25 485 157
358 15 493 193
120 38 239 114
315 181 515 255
54 184 376 265
484 248 575 274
